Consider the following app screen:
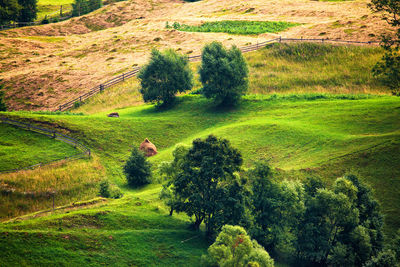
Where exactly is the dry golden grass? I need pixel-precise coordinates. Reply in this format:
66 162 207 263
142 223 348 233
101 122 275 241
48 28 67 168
0 0 393 111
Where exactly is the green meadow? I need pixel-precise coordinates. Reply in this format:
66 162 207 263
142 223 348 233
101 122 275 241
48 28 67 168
171 20 300 35
0 43 399 265
0 123 79 172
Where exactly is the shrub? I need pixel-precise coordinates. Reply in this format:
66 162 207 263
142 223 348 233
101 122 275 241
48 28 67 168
99 180 110 198
138 49 193 107
99 180 123 199
123 148 152 187
199 41 249 106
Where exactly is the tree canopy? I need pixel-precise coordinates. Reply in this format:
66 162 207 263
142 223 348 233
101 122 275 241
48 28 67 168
199 41 249 106
202 225 274 267
370 0 400 94
170 135 248 236
138 49 193 107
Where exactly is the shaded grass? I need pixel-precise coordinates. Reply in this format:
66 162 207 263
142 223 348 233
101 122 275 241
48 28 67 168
172 20 300 35
0 123 79 171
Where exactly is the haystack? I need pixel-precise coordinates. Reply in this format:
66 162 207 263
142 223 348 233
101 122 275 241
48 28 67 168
139 138 157 157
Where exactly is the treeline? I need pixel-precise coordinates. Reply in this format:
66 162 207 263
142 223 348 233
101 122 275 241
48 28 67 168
121 135 400 266
0 0 37 24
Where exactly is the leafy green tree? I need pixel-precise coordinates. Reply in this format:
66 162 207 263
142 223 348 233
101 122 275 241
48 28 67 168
0 0 21 24
296 175 384 266
17 0 37 22
364 249 397 267
159 144 189 216
72 0 89 16
199 41 249 106
249 163 305 254
296 188 359 265
202 225 274 267
123 147 152 187
369 0 400 95
138 49 193 107
0 89 7 111
171 135 247 235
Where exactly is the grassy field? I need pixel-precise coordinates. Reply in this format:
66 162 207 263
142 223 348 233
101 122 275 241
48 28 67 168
0 123 79 171
0 94 399 265
1 42 399 265
171 20 300 35
75 43 387 114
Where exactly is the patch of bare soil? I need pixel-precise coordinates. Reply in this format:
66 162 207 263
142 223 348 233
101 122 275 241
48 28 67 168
0 0 394 111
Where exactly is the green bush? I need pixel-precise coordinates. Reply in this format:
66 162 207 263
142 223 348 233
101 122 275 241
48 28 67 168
99 180 123 199
199 42 249 106
138 49 193 107
123 148 152 187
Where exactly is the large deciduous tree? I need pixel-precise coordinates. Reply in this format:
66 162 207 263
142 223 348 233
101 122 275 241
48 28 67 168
17 0 37 22
369 0 400 94
171 135 248 236
0 0 21 24
138 49 193 107
199 41 249 106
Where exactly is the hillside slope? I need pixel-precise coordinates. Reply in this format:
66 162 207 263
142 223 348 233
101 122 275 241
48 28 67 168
0 0 393 110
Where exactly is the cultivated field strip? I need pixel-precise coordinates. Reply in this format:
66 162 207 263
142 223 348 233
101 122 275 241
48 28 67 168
57 37 379 112
0 117 91 173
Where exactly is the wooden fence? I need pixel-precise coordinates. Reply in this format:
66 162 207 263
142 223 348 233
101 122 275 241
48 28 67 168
56 37 380 111
0 117 91 173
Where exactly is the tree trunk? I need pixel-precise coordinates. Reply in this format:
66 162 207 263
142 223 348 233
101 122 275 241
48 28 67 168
193 218 202 230
169 207 174 216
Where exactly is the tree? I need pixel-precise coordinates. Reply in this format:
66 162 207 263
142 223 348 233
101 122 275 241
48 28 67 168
249 163 305 254
199 41 249 106
171 135 247 236
159 144 189 216
369 0 400 94
202 225 274 267
138 49 193 107
17 0 37 22
0 0 21 24
123 147 152 187
0 88 7 111
296 175 385 266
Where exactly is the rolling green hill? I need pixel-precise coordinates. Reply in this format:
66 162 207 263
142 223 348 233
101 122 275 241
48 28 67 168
0 43 399 266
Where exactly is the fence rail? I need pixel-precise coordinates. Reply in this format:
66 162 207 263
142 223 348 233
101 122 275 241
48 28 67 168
56 37 380 111
0 117 91 173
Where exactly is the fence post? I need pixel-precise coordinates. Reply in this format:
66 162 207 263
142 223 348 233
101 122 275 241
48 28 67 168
100 84 104 92
279 36 282 43
122 73 125 81
79 96 82 102
52 131 56 139
59 105 62 111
